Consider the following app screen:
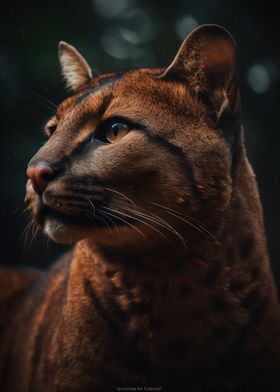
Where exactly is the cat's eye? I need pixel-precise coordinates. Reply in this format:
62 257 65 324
91 117 143 144
94 120 131 144
104 122 130 143
45 118 58 137
47 125 57 135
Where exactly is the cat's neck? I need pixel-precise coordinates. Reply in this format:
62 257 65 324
64 159 279 369
67 203 279 369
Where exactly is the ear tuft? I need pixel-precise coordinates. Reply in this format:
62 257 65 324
58 41 93 91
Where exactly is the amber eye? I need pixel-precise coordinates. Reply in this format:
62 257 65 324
93 119 134 144
104 122 130 143
45 118 57 137
47 125 57 135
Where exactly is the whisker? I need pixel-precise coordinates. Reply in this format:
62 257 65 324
25 96 56 113
29 92 57 109
20 207 30 216
28 224 40 252
166 210 216 241
146 201 217 241
104 187 137 208
147 201 205 227
22 217 34 250
100 207 152 247
12 206 24 215
95 186 189 250
98 211 123 251
78 196 116 240
84 197 96 217
121 205 189 251
93 212 116 239
102 206 170 242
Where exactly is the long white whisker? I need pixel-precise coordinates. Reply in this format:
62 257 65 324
121 205 189 250
30 92 57 109
147 201 217 241
102 206 170 242
28 225 39 252
100 208 152 247
94 213 116 239
104 187 137 208
99 187 189 250
98 210 123 251
84 197 96 217
166 210 217 240
147 201 206 227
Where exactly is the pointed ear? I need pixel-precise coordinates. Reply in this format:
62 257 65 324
160 24 239 125
58 41 93 91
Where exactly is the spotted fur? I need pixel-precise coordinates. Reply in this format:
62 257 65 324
1 25 280 391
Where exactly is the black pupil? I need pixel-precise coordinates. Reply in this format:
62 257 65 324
111 123 121 137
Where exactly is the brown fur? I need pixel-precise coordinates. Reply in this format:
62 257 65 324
1 25 280 391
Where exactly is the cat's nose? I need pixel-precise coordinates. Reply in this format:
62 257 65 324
26 162 56 194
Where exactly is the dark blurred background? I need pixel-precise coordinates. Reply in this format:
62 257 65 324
0 0 279 286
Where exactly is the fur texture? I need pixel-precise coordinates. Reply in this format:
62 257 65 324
0 25 280 391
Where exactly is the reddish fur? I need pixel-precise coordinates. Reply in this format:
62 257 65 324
1 25 280 391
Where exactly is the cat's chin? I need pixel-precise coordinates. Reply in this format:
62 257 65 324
44 218 87 244
43 216 151 247
43 217 119 245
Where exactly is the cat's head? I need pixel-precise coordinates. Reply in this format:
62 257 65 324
25 24 241 248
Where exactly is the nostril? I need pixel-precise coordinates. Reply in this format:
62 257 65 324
41 171 54 181
26 162 56 194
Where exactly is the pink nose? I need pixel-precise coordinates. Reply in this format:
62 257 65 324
26 162 55 194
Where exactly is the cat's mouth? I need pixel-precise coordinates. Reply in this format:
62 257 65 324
25 180 136 243
38 204 99 226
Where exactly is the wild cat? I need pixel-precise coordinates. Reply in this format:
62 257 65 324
0 24 280 391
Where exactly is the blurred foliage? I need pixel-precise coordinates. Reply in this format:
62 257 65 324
0 0 280 285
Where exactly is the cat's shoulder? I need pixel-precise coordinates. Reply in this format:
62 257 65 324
0 251 72 302
0 266 42 301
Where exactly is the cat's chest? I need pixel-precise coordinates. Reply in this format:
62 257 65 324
76 255 280 388
111 277 238 369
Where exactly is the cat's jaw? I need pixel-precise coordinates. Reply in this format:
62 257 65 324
43 222 85 246
25 180 84 244
25 180 172 247
43 218 79 244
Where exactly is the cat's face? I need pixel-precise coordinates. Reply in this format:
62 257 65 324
25 25 239 247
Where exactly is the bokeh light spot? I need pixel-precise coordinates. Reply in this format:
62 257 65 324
121 9 154 43
102 29 132 59
248 64 270 94
119 28 140 44
175 15 198 40
92 0 133 19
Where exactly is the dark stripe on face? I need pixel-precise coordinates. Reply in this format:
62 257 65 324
65 175 104 189
143 132 203 200
75 73 123 105
72 136 107 158
63 93 113 158
97 93 113 117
